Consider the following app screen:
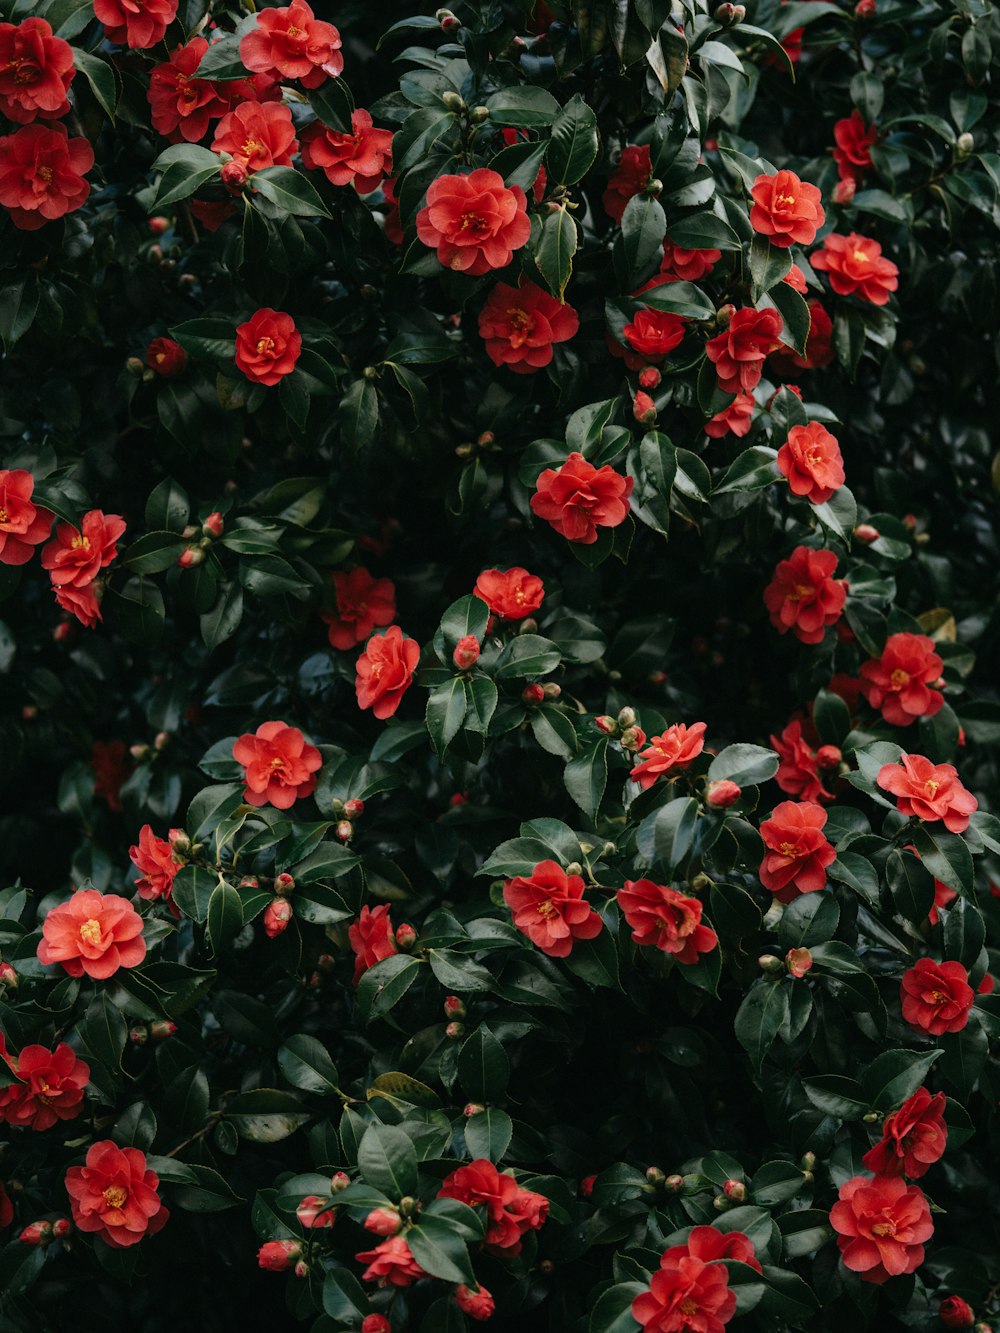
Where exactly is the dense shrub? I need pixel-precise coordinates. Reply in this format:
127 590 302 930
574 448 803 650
1 1 999 1331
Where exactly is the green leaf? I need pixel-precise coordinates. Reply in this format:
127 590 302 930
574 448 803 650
0 275 39 349
763 282 810 356
616 193 666 289
428 949 495 993
778 893 840 948
909 824 973 896
534 207 578 301
123 530 187 575
547 93 599 185
714 446 779 495
708 744 779 786
201 582 244 650
78 993 127 1072
278 1035 340 1096
485 85 561 128
206 879 243 955
356 954 422 1022
735 980 790 1070
861 1048 944 1111
193 32 248 80
637 797 700 874
357 1123 419 1199
942 896 986 969
439 594 490 653
458 1024 510 1101
72 47 118 121
225 1089 310 1142
564 737 609 821
749 234 792 299
253 166 332 219
339 378 379 450
493 634 561 680
152 155 221 209
751 1161 806 1207
308 78 355 132
801 1075 868 1119
426 677 468 757
464 1107 513 1163
145 477 190 533
667 211 742 251
464 677 499 735
589 1282 647 1333
407 1215 477 1284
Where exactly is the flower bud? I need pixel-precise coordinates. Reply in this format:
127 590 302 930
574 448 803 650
343 798 365 819
638 366 661 390
453 635 481 670
706 780 741 809
297 1195 335 1229
150 1020 177 1041
51 1218 72 1239
565 862 583 877
939 1298 975 1329
148 216 169 236
522 684 545 705
956 132 974 159
633 390 657 425
832 177 856 205
619 725 646 751
595 715 618 735
445 1021 465 1040
715 303 735 327
20 1221 53 1245
361 1317 392 1333
395 922 417 951
714 2 737 21
579 1175 596 1198
816 745 841 769
0 961 17 989
455 1284 496 1321
293 1260 310 1279
665 1173 685 1192
713 1193 731 1211
732 4 746 17
758 954 783 974
239 875 260 890
154 730 171 751
645 1166 665 1186
168 829 191 856
786 947 813 978
273 872 296 897
723 1179 746 1202
330 1171 351 1193
126 355 144 375
202 511 224 539
854 0 876 14
862 1110 882 1124
517 616 538 635
178 545 205 568
800 1152 816 1172
854 523 879 543
464 1102 486 1118
617 706 637 728
263 898 293 939
335 819 354 842
220 159 248 192
442 90 465 111
542 682 561 701
258 1239 302 1272
129 1026 149 1045
364 1206 402 1236
645 178 662 196
443 995 466 1019
470 106 490 124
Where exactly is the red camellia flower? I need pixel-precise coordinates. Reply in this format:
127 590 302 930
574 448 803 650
503 860 602 958
56 587 101 631
438 1159 549 1255
769 300 835 377
234 308 302 385
706 307 785 394
899 957 974 1035
0 18 75 124
861 1087 947 1179
258 1239 302 1271
240 2 343 88
629 722 707 791
297 1195 336 1229
771 720 834 803
830 1174 933 1284
0 122 93 230
876 753 977 832
660 240 721 282
859 633 944 727
322 567 396 650
347 904 397 985
939 1296 976 1328
478 279 579 373
704 391 754 439
811 232 899 306
65 1141 168 1248
38 889 146 980
617 880 718 963
473 566 544 620
763 545 847 644
749 169 825 248
356 1236 424 1288
455 1285 495 1321
687 1226 762 1272
0 470 52 566
129 825 184 905
758 800 836 900
0 1041 89 1132
632 1227 739 1333
145 337 188 379
531 452 633 544
622 309 687 365
41 510 125 589
833 110 877 183
232 721 321 809
301 110 393 194
210 101 298 174
603 144 652 223
776 422 845 504
355 624 419 720
94 0 178 48
147 39 230 143
416 169 531 275
784 263 808 294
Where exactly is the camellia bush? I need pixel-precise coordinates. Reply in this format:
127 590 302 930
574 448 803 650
2 0 1000 1330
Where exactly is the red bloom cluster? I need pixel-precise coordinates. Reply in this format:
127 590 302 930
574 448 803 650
146 337 188 378
473 566 544 620
356 1236 424 1287
859 632 944 727
706 307 784 394
876 753 977 832
769 300 834 377
759 801 836 900
763 545 847 644
621 309 687 367
0 1038 89 1131
630 722 707 791
811 232 899 305
348 904 398 985
862 1087 947 1178
323 567 397 650
416 170 531 275
301 110 393 194
438 1159 549 1255
504 860 602 958
531 453 633 545
232 721 322 809
704 391 754 439
0 18 74 124
65 1141 168 1248
618 880 718 963
830 1174 932 1283
41 508 124 629
478 280 579 373
38 889 146 980
355 625 419 719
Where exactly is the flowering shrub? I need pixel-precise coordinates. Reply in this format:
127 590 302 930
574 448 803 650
0 1 999 1331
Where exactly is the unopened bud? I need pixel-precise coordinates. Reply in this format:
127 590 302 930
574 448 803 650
0 961 17 989
565 862 583 877
619 725 646 751
854 0 876 14
690 873 712 892
816 746 841 769
335 820 354 842
443 995 466 1019
239 875 260 890
637 366 661 390
453 635 481 670
542 682 561 700
786 947 813 978
714 1 737 21
470 106 490 123
19 1221 53 1246
154 730 170 751
758 954 783 974
178 545 204 568
202 511 224 539
862 1111 881 1123
169 830 191 856
51 1218 72 1239
126 355 144 375
715 303 735 327
464 1102 485 1119
263 898 293 939
665 1173 685 1192
617 706 637 728
293 1260 310 1279
854 523 879 543
445 1021 465 1040
274 872 296 897
595 715 618 735
364 1207 402 1236
330 1171 351 1193
713 1193 731 1211
129 1026 149 1045
723 1179 746 1202
522 684 545 705
395 922 417 951
442 90 465 111
800 1152 817 1172
361 1316 393 1333
633 390 656 425
645 1166 665 1186
148 216 169 236
517 617 539 636
220 159 248 192
956 132 974 159
343 798 365 819
706 779 741 809
150 1020 177 1041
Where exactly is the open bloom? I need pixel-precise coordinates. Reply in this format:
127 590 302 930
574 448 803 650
860 633 944 727
473 566 544 620
300 110 392 193
603 144 651 223
503 860 602 958
438 1159 548 1255
777 422 845 505
65 1142 168 1248
629 722 707 791
146 337 188 378
355 625 419 720
0 1041 89 1132
94 0 178 48
876 753 977 832
759 801 835 900
632 1227 740 1333
660 240 720 281
704 391 754 439
322 566 396 650
234 308 301 385
240 1 343 87
129 826 185 905
356 1236 424 1287
811 232 899 306
749 169 825 248
41 510 125 588
233 721 321 809
706 307 784 394
531 452 633 544
622 309 687 366
416 170 531 275
148 38 230 143
38 889 146 980
348 904 397 985
830 1174 932 1284
763 545 847 644
0 18 75 124
211 100 297 173
862 1087 947 1179
55 583 102 628
618 880 718 963
0 122 93 230
478 279 578 373
771 719 834 803
833 110 877 183
900 957 973 1035
0 470 52 566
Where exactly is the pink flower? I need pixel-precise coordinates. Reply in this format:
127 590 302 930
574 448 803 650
38 889 146 980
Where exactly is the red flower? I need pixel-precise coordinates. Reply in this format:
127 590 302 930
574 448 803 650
0 18 74 124
478 279 579 373
240 2 343 88
147 39 230 143
618 880 718 963
91 738 130 810
859 633 944 727
301 109 392 194
258 1239 301 1271
503 860 602 958
297 1195 336 1229
777 422 845 504
603 145 651 224
632 1228 738 1333
830 1174 933 1284
771 720 834 803
190 198 237 232
234 308 302 385
129 825 184 905
769 300 834 377
347 904 397 985
356 1236 424 1287
210 101 297 174
41 510 125 589
455 1284 495 1321
687 1224 762 1272
861 1087 947 1179
763 545 847 644
939 1297 975 1328
355 625 419 720
0 1041 89 1131
706 307 784 394
749 170 825 248
833 110 877 183
232 721 321 810
660 240 720 282
0 470 53 566
784 263 808 293
65 1141 168 1248
0 122 93 230
928 878 957 926
322 566 396 650
622 309 687 365
416 169 531 275
94 0 178 48
811 232 899 306
146 337 188 378
438 1159 548 1255
900 957 973 1035
37 889 146 981
759 800 836 900
473 566 544 620
0 1181 11 1230
704 391 754 439
531 452 633 544
876 753 977 833
629 722 707 791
